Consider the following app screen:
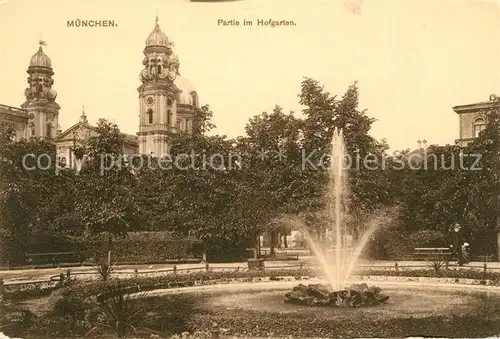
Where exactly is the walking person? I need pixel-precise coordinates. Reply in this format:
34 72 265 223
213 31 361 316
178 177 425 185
449 223 466 266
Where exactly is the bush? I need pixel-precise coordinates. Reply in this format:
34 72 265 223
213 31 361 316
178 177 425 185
79 232 202 263
206 237 254 262
27 233 83 254
1 232 203 266
385 230 448 259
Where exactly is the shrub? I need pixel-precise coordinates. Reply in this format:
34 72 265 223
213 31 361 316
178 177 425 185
51 296 88 317
206 236 254 262
93 260 116 281
385 230 448 259
27 233 82 253
2 232 203 266
86 292 157 338
79 232 202 263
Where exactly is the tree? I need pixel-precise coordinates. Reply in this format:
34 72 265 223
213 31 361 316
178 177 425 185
241 105 310 255
73 119 142 264
165 106 242 261
298 78 394 242
0 123 76 263
463 105 500 254
385 103 500 256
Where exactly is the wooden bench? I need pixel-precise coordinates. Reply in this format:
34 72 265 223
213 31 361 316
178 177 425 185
25 252 84 267
413 247 452 262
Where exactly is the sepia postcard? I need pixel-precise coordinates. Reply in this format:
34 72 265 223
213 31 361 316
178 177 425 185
0 0 499 338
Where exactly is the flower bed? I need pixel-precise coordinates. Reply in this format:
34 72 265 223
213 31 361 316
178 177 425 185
4 266 500 338
5 266 500 302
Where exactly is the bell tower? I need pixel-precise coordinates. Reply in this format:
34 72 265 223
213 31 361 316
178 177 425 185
21 41 60 139
137 16 182 156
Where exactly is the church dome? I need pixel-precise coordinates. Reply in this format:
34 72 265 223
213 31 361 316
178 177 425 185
30 46 52 68
145 17 170 47
174 75 197 107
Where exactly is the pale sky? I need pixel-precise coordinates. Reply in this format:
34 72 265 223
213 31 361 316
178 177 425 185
0 0 498 151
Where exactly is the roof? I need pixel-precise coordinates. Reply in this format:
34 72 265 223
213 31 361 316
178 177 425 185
0 104 28 116
453 94 500 113
30 46 52 68
54 121 138 145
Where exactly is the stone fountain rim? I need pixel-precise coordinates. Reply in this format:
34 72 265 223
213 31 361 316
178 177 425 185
126 275 500 299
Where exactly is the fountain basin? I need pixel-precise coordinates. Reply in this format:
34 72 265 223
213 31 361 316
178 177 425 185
138 280 500 338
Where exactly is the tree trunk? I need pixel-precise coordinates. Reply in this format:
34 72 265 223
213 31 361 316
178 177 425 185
497 188 500 262
497 227 500 262
319 228 324 246
201 241 207 263
107 233 112 265
270 230 277 257
253 235 260 259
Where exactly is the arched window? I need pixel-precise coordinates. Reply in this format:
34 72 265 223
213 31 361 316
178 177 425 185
157 65 161 74
30 124 35 136
473 118 486 138
46 123 52 138
167 109 173 125
147 109 153 124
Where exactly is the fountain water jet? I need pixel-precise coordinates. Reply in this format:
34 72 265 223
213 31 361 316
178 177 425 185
284 128 390 307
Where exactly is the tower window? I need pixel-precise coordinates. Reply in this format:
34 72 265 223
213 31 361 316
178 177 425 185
147 109 154 124
46 123 52 138
473 118 486 138
30 124 35 136
157 65 162 74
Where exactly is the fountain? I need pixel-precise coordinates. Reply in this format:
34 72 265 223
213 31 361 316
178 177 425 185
285 128 389 307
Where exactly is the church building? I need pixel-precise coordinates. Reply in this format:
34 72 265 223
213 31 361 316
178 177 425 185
0 16 198 166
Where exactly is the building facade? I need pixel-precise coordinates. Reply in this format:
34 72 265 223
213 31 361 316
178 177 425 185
137 17 198 156
0 17 197 161
53 109 138 169
0 104 29 141
454 94 500 147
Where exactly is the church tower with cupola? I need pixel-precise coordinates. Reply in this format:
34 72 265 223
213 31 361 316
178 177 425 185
137 16 199 156
21 41 60 139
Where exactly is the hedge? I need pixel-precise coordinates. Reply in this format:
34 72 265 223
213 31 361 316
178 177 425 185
385 230 448 258
1 232 203 266
79 232 202 263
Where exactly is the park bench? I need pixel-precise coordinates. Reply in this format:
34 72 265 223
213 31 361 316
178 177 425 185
413 247 452 262
25 251 84 267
